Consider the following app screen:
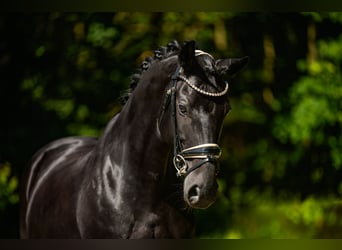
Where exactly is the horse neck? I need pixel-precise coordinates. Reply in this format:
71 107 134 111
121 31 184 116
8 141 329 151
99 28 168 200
96 59 177 199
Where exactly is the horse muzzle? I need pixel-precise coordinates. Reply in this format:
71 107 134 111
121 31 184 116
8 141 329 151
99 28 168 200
173 143 221 209
183 160 219 209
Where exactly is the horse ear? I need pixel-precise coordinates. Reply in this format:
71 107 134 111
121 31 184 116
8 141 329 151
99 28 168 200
215 56 249 79
178 40 196 73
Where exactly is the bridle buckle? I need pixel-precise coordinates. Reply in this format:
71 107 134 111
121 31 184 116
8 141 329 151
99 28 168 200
173 154 187 177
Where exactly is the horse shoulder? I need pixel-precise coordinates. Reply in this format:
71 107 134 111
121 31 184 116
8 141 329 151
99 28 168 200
20 136 97 238
24 136 97 200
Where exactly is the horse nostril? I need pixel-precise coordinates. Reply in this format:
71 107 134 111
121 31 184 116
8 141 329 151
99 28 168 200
188 185 200 204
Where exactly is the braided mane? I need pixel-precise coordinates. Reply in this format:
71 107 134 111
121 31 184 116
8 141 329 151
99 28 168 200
121 40 181 104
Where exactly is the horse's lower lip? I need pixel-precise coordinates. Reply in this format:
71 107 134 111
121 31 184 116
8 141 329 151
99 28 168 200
188 186 200 204
189 196 199 204
187 199 213 209
186 185 216 209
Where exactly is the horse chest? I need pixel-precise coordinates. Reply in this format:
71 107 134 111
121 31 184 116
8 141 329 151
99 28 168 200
127 206 194 239
78 190 194 238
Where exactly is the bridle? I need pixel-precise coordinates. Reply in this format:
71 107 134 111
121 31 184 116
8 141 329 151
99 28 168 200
158 51 229 178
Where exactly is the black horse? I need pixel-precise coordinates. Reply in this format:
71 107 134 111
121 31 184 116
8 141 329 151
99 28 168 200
20 40 248 238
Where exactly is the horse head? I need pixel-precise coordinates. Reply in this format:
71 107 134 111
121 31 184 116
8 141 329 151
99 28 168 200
159 41 248 209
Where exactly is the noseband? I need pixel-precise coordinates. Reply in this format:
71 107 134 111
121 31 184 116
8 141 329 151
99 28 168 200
159 59 228 178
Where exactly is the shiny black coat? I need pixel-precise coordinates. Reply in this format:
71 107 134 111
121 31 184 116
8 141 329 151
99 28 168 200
20 41 248 238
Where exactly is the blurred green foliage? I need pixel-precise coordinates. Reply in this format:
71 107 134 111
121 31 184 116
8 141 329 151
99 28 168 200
1 12 342 238
0 162 18 210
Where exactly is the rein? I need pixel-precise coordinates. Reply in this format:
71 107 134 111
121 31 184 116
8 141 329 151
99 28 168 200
160 62 228 178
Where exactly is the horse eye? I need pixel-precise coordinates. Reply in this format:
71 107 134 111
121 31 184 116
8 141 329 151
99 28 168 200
178 104 187 115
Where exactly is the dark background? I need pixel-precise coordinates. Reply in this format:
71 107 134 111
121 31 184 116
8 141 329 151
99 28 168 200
1 12 342 238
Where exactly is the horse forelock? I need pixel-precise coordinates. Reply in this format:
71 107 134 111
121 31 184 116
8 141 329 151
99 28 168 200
194 50 228 93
